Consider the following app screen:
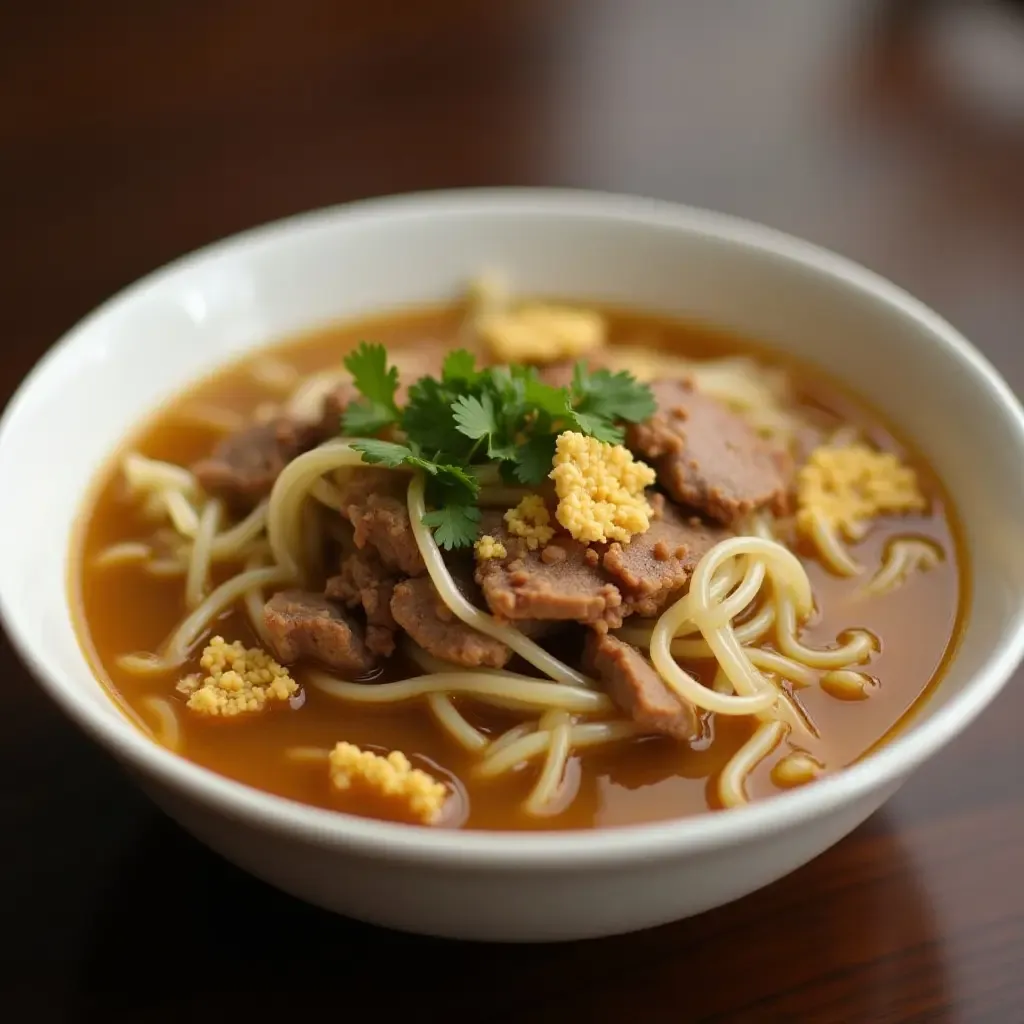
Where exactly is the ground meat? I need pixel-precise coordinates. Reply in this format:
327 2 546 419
627 379 791 525
583 632 699 741
325 549 399 657
263 589 376 675
391 576 512 669
474 518 625 631
192 418 320 509
601 495 728 618
339 469 425 577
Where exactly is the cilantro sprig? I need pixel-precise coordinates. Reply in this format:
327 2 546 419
340 342 656 549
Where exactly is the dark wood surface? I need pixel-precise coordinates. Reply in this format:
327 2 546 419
3 1 1024 1020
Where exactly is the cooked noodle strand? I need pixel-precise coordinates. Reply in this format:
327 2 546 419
407 473 594 689
309 670 611 714
428 694 489 753
718 721 787 808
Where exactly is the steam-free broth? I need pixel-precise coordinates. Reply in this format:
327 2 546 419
73 302 963 830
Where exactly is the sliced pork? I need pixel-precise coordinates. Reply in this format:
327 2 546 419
584 632 699 741
627 379 790 525
263 590 376 675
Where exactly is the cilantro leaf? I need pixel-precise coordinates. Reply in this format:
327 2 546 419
351 440 478 498
486 441 519 462
342 400 400 436
571 365 656 424
452 393 497 441
430 462 480 505
450 392 516 460
402 377 468 457
351 439 480 554
522 375 570 418
349 439 417 468
346 346 655 547
344 342 400 415
514 433 558 485
441 349 479 384
565 407 624 445
421 504 481 550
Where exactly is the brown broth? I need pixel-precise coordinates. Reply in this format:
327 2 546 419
71 303 965 830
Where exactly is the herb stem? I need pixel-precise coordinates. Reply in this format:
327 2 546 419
465 436 485 464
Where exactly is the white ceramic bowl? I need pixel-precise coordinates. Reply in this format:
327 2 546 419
3 189 1024 943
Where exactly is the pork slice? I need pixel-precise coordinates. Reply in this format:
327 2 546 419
193 417 319 508
263 590 375 675
583 632 699 741
627 379 791 526
339 469 425 577
391 575 512 669
601 495 729 618
474 519 624 630
325 549 399 657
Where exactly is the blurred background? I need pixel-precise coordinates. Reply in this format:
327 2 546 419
2 1 1024 1020
5 0 1024 397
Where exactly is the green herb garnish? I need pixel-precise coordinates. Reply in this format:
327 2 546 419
340 342 656 550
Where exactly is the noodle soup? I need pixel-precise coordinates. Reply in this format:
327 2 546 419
72 289 963 831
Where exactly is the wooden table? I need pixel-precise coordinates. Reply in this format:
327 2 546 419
3 2 1023 1020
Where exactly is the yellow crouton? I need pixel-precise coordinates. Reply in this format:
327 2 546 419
796 443 926 541
177 635 298 717
549 431 656 544
328 741 447 825
477 304 606 364
504 494 555 550
474 534 508 560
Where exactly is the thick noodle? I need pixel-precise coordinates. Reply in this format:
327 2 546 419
175 404 248 433
804 508 862 576
427 694 489 753
646 533 868 806
117 565 291 674
185 498 222 609
475 721 641 777
266 441 373 583
139 696 182 751
524 710 572 814
309 670 612 714
718 721 788 807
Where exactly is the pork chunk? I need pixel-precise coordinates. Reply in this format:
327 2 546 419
391 576 512 669
601 495 728 618
584 632 699 741
193 418 319 508
325 549 399 657
474 522 625 631
339 469 425 577
627 379 790 525
263 590 376 675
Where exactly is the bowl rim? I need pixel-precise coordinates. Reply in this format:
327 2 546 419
4 185 1024 868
